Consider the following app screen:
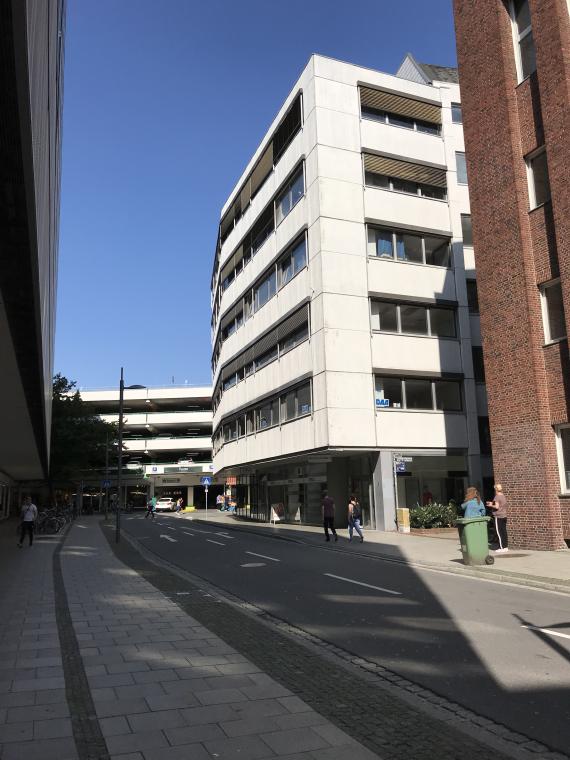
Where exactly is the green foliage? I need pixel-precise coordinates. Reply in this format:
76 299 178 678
50 374 117 483
409 501 459 529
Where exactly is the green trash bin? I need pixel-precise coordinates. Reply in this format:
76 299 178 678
456 516 494 566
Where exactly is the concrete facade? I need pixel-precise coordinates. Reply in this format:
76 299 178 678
211 54 490 527
453 0 570 548
0 0 65 516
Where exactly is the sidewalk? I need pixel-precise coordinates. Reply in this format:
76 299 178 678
0 518 378 760
184 511 570 593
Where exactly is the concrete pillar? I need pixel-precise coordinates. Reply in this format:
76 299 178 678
372 451 397 532
187 486 194 506
327 459 349 527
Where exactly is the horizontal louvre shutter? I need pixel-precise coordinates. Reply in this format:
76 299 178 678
360 87 441 125
253 328 278 360
219 209 234 243
240 178 251 212
277 305 309 341
274 94 302 162
250 143 274 198
364 153 447 188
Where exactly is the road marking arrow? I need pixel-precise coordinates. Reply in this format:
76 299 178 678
160 535 177 542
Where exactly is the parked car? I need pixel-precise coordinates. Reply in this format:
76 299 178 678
155 497 176 512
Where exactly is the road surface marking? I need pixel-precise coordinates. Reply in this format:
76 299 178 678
246 551 280 563
522 625 570 640
159 535 177 543
215 532 234 539
207 539 225 546
175 591 192 596
164 525 176 531
241 562 265 567
182 530 196 536
324 573 401 596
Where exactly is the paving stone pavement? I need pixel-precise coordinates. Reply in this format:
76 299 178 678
1 517 567 760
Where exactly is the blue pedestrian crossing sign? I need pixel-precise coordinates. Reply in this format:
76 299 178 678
200 476 212 486
102 480 111 488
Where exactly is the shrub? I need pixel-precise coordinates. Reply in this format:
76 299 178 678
409 502 459 529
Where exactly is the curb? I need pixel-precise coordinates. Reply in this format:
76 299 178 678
190 517 570 595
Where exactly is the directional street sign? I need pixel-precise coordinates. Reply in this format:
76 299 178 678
200 476 212 486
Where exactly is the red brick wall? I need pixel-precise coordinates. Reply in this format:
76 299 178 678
453 0 568 548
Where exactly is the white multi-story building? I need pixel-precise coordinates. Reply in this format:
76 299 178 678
80 385 217 507
210 53 491 527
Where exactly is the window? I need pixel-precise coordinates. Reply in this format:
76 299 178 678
280 323 309 354
375 377 403 409
255 345 278 370
451 103 462 124
366 172 446 200
540 280 566 343
246 410 255 435
466 280 479 313
429 308 456 338
472 346 486 382
478 417 492 456
371 300 456 338
456 152 468 185
527 149 551 208
276 168 304 225
281 390 296 422
368 227 451 268
400 305 428 335
435 380 462 411
279 382 311 422
511 0 536 81
297 384 312 416
461 214 473 246
278 237 307 289
375 376 462 412
556 426 570 493
405 379 433 409
360 105 440 136
291 238 307 275
254 269 277 311
371 301 398 332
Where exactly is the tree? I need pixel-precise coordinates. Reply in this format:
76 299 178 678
50 374 117 486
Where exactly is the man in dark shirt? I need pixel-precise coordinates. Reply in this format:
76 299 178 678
322 491 338 542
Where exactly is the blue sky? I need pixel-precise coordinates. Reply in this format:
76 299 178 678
56 0 457 390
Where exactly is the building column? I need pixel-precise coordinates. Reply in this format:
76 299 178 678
372 451 397 532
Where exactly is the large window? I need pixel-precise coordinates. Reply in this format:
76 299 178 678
371 301 456 338
451 103 462 124
279 237 307 288
368 227 451 268
365 171 446 200
527 148 551 208
275 168 304 225
461 214 473 246
375 376 462 411
556 426 570 493
540 279 566 343
511 0 536 81
456 152 468 185
361 105 440 135
254 270 277 311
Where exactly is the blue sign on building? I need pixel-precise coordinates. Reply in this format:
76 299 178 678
200 476 212 486
376 398 390 407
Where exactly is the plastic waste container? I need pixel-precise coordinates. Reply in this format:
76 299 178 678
456 516 494 566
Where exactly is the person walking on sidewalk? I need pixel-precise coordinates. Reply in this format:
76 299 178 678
322 491 338 542
348 494 364 543
461 486 486 518
18 496 37 548
487 484 508 553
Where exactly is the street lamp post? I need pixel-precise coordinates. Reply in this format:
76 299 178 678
116 368 125 543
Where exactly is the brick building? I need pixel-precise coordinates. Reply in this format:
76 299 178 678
453 0 570 549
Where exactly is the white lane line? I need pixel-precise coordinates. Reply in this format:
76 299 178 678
182 530 196 536
207 539 226 546
164 526 176 531
159 534 177 543
522 625 570 641
324 573 401 596
245 551 280 563
215 532 234 539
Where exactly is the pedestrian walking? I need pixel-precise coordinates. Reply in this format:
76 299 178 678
487 483 508 553
348 494 364 542
18 496 38 548
461 486 486 517
321 491 337 542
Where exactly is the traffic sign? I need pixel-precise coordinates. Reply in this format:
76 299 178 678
395 462 407 473
102 480 111 488
200 476 212 486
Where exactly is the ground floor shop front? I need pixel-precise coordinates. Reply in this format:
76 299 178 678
216 448 489 530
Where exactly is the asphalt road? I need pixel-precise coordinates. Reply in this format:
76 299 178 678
121 512 570 754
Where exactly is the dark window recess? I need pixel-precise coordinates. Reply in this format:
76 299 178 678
273 95 302 162
478 416 492 456
472 346 486 382
461 214 473 246
466 280 479 313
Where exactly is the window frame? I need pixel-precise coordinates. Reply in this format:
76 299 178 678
555 425 570 494
509 0 536 83
361 105 441 136
367 226 451 269
451 103 462 124
461 214 473 247
365 171 447 201
275 166 305 226
540 278 567 344
456 152 468 185
526 147 551 210
374 375 463 412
